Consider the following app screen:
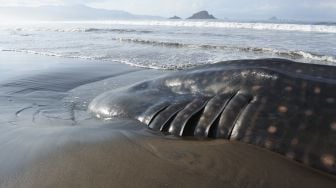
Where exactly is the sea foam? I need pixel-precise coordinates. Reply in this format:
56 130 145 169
7 20 336 34
59 20 336 33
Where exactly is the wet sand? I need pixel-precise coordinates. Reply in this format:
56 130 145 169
0 51 335 187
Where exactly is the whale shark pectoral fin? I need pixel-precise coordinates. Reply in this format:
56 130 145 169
148 102 188 131
193 93 234 137
210 92 253 139
168 97 209 136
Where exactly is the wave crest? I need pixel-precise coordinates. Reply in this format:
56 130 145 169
10 20 336 34
12 27 152 34
59 20 336 33
113 37 336 63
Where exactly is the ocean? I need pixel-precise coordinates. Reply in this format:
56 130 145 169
0 20 335 69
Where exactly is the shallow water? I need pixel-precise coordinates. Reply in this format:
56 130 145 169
0 20 335 70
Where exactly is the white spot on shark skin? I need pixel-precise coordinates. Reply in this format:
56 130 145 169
321 154 335 168
240 70 278 80
205 83 230 94
314 86 321 94
277 105 288 113
165 79 200 94
331 122 336 131
268 125 277 134
285 86 293 92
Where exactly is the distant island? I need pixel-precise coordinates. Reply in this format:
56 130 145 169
169 16 182 19
188 11 216 19
269 16 278 21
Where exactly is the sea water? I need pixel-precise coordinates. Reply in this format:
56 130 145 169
0 20 335 70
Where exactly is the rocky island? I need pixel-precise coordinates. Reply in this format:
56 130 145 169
269 16 278 21
187 10 216 19
169 15 181 19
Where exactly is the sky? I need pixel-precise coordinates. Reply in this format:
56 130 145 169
0 0 335 21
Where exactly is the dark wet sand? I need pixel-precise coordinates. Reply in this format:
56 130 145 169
0 51 335 187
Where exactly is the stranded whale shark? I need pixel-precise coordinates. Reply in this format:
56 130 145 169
89 58 336 175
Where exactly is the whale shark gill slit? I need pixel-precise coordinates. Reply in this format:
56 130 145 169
216 92 253 139
148 102 188 131
141 102 170 125
168 97 209 136
203 93 237 138
146 92 253 138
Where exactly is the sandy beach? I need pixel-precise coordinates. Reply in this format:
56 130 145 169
0 51 335 187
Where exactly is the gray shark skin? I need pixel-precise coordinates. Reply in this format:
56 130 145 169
89 58 336 175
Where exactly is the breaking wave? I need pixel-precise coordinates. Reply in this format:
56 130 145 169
12 27 152 34
57 20 336 33
9 20 336 34
113 38 336 63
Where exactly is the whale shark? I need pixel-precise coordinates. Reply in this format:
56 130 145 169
89 58 336 175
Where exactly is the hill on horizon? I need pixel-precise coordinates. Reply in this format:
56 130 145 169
0 5 162 21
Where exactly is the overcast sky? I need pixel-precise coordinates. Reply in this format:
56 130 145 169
0 0 335 21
